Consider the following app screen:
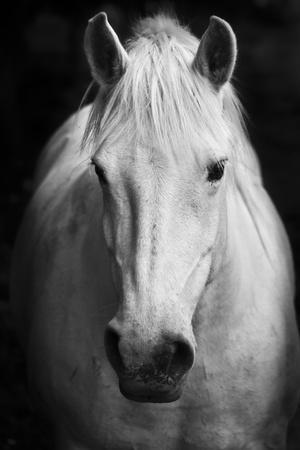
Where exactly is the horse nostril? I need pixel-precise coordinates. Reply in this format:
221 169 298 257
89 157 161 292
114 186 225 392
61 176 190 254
104 324 194 385
169 339 194 377
104 324 124 374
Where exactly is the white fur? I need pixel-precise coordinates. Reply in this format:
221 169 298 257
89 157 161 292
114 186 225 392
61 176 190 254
11 14 300 450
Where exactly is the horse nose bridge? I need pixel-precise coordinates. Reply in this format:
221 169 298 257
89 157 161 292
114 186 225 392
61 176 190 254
128 192 176 286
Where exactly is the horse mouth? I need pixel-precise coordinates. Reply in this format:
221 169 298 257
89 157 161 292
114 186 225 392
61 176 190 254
119 379 183 403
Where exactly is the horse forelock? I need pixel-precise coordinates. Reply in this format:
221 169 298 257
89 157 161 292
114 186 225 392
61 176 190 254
83 14 259 176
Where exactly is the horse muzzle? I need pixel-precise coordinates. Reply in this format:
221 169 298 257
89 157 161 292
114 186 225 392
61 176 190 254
104 322 195 403
119 377 183 403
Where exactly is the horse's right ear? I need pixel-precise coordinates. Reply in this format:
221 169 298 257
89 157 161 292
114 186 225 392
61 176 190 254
84 12 129 87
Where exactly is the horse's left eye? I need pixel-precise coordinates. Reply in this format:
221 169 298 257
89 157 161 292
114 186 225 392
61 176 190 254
207 159 227 183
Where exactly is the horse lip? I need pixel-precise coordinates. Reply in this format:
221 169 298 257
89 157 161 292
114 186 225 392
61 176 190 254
119 381 182 403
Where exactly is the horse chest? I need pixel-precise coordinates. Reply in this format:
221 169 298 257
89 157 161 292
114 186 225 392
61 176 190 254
47 351 278 450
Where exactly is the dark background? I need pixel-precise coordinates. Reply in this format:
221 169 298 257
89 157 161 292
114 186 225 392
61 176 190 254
1 0 300 448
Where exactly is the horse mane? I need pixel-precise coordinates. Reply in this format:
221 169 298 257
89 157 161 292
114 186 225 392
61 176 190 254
83 14 261 179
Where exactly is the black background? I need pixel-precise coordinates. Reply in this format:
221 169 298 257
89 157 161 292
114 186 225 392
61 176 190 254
1 0 300 448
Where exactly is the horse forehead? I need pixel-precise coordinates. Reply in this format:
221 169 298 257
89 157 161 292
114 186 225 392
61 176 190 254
100 141 209 175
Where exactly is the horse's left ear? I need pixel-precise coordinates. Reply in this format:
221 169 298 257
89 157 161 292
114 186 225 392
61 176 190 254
193 16 237 91
84 12 129 87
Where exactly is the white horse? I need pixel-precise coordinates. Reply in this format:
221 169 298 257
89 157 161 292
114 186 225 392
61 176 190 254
11 12 300 450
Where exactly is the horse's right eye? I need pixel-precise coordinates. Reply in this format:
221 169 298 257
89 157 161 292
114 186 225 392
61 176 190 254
93 163 108 185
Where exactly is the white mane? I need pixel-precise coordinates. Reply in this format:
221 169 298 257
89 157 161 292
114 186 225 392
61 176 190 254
83 15 260 178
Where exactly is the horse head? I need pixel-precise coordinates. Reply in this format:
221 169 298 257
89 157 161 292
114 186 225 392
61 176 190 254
84 12 237 403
